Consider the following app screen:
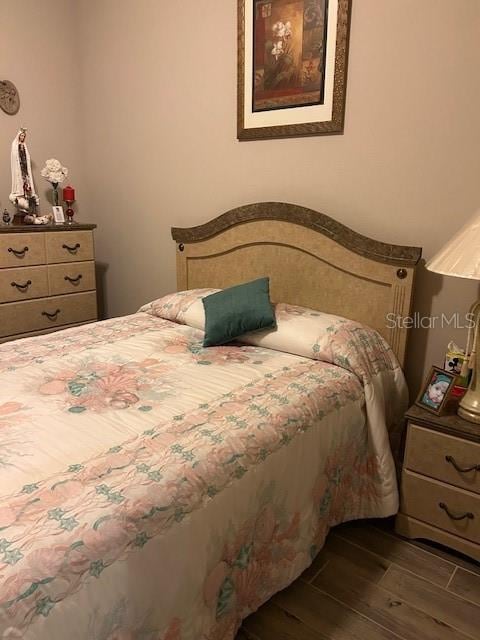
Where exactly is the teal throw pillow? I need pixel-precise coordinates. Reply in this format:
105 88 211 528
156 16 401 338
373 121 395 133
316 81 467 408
202 277 276 347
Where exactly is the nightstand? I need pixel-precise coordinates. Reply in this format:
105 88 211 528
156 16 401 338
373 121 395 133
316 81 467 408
0 224 98 343
396 405 480 561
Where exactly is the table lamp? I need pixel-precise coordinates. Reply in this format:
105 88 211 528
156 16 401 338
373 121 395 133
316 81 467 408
426 212 480 423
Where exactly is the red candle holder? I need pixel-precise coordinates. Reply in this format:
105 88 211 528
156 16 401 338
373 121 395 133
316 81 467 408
65 200 75 224
63 185 76 225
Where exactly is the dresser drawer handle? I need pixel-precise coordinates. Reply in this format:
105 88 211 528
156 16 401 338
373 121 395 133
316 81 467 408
439 502 474 521
64 274 82 284
11 279 32 292
42 309 61 321
8 246 29 258
62 243 80 253
445 455 480 474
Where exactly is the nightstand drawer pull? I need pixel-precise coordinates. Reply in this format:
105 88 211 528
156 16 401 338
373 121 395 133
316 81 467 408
64 274 82 284
42 309 61 321
62 243 80 253
445 455 480 474
8 246 29 258
11 280 32 292
439 501 474 521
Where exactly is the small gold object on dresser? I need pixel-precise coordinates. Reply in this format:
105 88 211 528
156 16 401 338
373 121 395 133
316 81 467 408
0 224 97 343
396 404 480 562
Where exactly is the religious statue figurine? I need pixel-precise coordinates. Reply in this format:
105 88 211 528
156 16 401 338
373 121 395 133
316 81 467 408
9 128 40 221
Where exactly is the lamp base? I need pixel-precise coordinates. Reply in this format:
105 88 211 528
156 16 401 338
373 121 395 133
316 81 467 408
458 406 480 424
458 389 480 424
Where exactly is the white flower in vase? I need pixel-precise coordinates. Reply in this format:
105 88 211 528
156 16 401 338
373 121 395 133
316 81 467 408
41 158 68 206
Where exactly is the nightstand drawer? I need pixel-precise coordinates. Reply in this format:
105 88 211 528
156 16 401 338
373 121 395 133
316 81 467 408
401 470 480 544
48 261 96 295
0 292 97 338
406 424 480 494
0 266 49 302
0 233 46 268
46 231 94 264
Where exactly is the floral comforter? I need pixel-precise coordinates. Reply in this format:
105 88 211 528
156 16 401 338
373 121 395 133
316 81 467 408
0 296 406 640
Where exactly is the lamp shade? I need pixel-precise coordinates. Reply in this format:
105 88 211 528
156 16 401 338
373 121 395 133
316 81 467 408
426 210 480 280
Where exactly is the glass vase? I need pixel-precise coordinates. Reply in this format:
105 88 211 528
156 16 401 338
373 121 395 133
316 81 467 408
52 182 59 206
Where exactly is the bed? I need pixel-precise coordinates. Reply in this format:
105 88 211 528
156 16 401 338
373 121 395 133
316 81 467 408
0 202 421 640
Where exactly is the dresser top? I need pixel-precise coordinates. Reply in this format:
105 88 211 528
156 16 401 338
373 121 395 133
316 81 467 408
0 223 96 233
406 404 480 443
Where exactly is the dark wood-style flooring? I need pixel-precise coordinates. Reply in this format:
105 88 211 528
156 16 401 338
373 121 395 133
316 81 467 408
236 520 480 640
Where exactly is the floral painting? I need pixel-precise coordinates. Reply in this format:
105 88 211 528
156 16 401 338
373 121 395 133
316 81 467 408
253 0 328 111
238 0 351 140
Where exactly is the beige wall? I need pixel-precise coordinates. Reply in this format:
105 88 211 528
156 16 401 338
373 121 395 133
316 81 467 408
3 1 480 397
0 0 85 219
75 0 480 394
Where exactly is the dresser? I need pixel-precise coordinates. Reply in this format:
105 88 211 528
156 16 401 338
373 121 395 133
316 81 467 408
0 224 97 343
396 404 480 561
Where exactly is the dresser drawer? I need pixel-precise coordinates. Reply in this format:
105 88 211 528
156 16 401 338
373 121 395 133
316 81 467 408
0 292 97 338
0 233 46 268
406 424 480 494
46 231 94 264
401 470 480 544
0 266 49 303
48 261 96 296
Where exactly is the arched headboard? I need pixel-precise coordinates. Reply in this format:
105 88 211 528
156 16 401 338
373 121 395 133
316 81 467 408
171 202 422 367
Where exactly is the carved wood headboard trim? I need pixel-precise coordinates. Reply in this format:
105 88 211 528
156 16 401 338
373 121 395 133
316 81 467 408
172 202 422 268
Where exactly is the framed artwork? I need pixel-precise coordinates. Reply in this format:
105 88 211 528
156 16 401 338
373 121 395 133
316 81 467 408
52 206 65 224
237 0 352 140
416 366 456 416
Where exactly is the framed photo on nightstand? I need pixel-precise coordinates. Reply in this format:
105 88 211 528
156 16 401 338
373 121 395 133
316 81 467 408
52 206 65 223
416 366 456 415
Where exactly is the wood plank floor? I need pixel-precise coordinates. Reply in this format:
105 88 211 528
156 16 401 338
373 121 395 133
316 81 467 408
236 520 480 640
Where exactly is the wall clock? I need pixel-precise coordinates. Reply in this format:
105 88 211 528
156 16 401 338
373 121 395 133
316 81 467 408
0 80 20 115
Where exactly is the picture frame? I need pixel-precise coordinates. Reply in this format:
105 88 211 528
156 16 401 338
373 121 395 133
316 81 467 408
52 206 65 224
416 366 456 416
237 0 352 141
